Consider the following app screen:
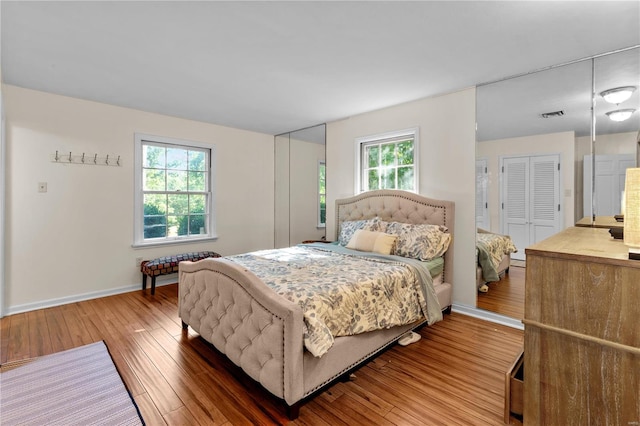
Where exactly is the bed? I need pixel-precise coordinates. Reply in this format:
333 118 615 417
178 189 455 418
476 228 517 293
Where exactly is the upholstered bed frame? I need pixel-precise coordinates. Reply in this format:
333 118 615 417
178 189 455 418
476 254 511 290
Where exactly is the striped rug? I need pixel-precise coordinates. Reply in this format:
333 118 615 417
0 341 144 426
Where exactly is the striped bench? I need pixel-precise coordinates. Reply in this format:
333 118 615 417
141 251 221 295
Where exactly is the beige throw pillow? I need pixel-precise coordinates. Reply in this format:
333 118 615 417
346 230 397 255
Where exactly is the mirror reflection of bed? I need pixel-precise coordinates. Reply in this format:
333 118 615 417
475 228 524 319
475 46 639 322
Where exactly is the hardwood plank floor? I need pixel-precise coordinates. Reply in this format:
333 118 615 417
476 266 525 320
0 284 524 425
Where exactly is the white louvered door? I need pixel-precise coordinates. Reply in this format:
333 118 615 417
501 154 560 260
502 157 529 261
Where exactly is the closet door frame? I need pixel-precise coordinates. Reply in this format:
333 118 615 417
500 153 562 260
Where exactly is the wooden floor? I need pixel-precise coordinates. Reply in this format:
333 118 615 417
476 266 525 320
1 284 524 425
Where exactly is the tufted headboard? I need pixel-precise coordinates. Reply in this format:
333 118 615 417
335 189 455 285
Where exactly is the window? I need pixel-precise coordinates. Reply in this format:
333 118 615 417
134 134 216 246
318 161 326 227
356 128 418 193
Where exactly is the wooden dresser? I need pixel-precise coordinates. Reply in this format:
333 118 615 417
523 227 640 425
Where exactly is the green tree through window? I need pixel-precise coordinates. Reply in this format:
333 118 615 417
318 162 326 226
361 135 415 192
136 135 213 245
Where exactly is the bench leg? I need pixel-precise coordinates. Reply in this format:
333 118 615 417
142 273 147 291
151 276 157 295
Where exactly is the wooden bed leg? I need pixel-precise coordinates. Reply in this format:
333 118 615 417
286 402 301 420
443 306 452 315
338 372 351 382
181 321 188 330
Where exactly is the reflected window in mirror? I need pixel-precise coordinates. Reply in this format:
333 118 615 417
476 158 489 230
318 161 326 228
355 128 418 193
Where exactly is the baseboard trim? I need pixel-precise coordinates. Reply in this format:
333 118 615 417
4 275 178 316
452 303 524 330
6 281 524 329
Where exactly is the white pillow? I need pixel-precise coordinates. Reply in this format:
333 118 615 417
346 230 397 255
338 218 383 246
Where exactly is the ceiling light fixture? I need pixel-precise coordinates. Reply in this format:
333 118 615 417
600 86 636 104
606 109 636 122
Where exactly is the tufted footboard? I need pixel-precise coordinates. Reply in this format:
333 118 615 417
178 257 305 406
178 256 432 418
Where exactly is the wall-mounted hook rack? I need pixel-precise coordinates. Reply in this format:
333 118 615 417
51 151 122 167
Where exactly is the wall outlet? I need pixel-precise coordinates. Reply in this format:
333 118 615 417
136 257 144 267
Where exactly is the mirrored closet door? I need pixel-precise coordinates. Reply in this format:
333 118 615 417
274 124 326 248
475 46 640 320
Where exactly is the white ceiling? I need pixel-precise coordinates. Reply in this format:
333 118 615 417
477 46 640 141
2 1 639 136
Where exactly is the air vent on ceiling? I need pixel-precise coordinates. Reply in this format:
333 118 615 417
541 110 565 118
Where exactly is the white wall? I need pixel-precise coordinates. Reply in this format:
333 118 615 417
290 138 325 244
326 88 477 308
274 135 290 248
4 85 274 313
0 80 5 318
576 131 639 156
476 131 575 232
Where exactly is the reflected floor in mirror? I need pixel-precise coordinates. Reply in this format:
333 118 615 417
477 265 525 320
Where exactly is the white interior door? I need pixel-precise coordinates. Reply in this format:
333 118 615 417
501 154 561 260
502 157 529 261
476 158 489 230
584 154 636 217
530 155 561 244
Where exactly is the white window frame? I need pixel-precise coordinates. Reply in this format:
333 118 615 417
133 133 217 247
354 127 419 194
318 160 326 228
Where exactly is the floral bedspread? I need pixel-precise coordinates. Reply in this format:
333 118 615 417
476 231 517 282
227 244 441 357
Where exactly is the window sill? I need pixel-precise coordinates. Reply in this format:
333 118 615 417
132 235 218 249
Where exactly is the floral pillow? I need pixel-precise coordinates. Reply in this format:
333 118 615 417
338 218 383 246
385 222 452 261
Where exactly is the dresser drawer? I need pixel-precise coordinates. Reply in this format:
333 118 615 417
505 349 524 423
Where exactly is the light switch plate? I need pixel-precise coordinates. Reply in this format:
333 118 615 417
38 182 48 193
